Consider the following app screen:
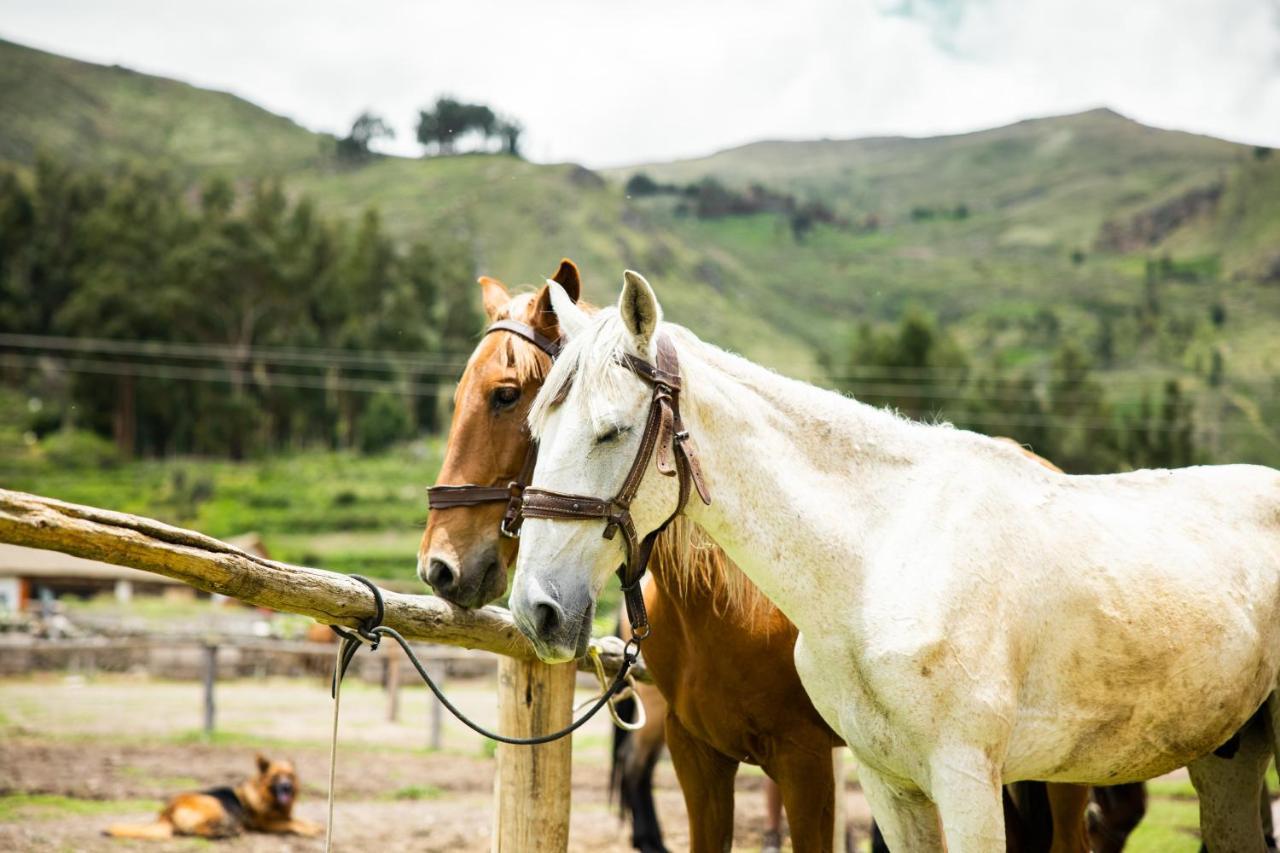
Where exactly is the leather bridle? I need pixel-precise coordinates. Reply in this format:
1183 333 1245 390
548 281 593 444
426 320 711 643
521 333 711 639
426 319 559 539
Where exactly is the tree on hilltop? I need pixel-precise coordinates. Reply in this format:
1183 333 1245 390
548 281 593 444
337 112 395 162
416 97 522 157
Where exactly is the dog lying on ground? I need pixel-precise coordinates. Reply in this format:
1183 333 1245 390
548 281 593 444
104 754 323 839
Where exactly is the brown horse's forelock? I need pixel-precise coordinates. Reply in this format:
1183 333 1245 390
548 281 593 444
454 293 553 404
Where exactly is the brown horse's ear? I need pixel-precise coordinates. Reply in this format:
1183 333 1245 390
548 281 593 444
478 276 511 321
550 259 581 304
256 753 271 774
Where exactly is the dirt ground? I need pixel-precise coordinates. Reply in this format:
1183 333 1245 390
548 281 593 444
0 674 876 852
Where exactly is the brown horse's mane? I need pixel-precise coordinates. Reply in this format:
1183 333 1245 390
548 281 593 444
464 286 774 627
652 516 775 628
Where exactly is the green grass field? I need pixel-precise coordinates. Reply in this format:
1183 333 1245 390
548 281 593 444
2 440 442 583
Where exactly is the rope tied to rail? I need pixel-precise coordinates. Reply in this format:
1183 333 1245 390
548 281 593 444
324 575 644 849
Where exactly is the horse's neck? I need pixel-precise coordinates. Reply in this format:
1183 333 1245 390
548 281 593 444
680 341 930 631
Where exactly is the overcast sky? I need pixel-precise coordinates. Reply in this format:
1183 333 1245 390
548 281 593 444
2 0 1277 167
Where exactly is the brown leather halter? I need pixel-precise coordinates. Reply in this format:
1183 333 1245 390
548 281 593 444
426 319 560 538
521 333 711 639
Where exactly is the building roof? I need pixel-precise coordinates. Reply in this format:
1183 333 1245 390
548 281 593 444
0 542 184 583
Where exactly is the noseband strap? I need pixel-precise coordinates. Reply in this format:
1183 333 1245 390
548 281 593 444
426 320 557 538
521 333 711 639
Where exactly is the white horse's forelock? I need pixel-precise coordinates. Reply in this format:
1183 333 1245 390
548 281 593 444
524 304 775 624
528 306 644 438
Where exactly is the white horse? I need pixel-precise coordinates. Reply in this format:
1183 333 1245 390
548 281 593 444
510 270 1280 852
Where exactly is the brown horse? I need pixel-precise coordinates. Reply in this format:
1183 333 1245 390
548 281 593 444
419 260 1095 852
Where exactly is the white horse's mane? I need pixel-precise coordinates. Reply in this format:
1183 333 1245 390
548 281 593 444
529 302 1046 499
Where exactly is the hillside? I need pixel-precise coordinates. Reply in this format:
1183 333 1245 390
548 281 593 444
287 155 815 370
1 37 1278 465
614 110 1247 248
0 38 325 173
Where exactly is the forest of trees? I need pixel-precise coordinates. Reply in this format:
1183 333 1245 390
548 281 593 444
0 157 480 459
830 309 1199 474
625 173 850 242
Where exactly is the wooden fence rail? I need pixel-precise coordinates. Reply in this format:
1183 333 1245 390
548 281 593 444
0 488 641 680
0 487 644 853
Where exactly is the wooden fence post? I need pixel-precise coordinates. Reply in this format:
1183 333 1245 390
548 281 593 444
427 661 444 751
203 642 218 734
491 657 575 852
385 655 401 723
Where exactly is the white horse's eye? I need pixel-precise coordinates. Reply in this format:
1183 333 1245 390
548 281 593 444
594 424 631 444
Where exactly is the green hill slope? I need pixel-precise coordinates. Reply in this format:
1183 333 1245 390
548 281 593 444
287 154 816 369
614 109 1246 248
0 39 326 173
2 38 1277 461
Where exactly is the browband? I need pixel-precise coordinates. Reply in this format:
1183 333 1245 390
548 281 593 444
425 319 558 538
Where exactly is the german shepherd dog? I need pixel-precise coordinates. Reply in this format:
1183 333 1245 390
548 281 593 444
105 754 322 840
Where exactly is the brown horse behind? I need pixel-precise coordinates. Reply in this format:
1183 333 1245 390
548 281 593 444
419 260 1099 852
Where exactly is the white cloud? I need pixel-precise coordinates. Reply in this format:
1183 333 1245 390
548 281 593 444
0 0 1276 167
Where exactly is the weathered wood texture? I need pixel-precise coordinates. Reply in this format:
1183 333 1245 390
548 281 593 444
492 657 576 852
0 488 643 681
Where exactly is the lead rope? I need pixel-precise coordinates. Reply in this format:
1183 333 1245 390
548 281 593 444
325 640 343 853
323 575 644 845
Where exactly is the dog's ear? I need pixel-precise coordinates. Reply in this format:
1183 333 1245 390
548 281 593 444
256 753 271 774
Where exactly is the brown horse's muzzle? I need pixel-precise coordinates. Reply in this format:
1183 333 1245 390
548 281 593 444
420 538 507 609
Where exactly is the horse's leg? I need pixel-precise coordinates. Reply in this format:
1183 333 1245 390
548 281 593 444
1190 707 1271 853
1262 777 1276 850
858 765 943 852
928 746 1006 852
766 746 835 853
664 712 737 853
1088 784 1146 853
1045 783 1091 853
621 685 669 853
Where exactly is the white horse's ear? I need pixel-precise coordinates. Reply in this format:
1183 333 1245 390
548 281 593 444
547 280 589 338
619 270 662 351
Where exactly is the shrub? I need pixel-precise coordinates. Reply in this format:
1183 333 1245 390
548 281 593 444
356 393 412 454
39 430 121 469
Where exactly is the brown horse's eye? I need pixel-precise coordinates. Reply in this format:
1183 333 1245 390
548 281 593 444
491 386 521 410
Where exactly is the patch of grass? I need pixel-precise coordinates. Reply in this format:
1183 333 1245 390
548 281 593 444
1124 794 1202 852
390 784 445 801
0 794 161 822
1146 776 1198 800
117 765 200 791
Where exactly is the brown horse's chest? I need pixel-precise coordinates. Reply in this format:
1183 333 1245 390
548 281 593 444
642 583 838 765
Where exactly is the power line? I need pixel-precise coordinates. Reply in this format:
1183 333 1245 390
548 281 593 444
5 352 1267 437
0 333 472 374
0 353 447 397
6 349 1237 409
4 331 1259 384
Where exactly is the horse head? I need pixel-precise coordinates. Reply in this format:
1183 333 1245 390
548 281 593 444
512 270 696 662
418 259 581 608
